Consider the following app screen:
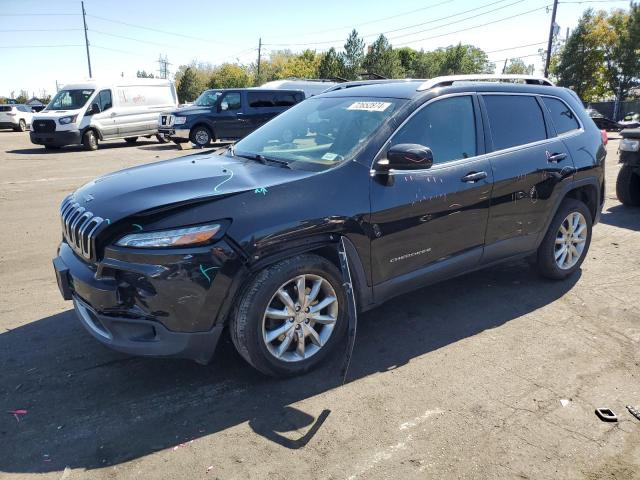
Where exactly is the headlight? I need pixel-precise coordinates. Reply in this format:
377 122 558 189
620 138 640 152
174 116 187 125
58 115 78 125
115 223 221 248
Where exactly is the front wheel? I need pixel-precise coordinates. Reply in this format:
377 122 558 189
190 125 212 147
231 254 347 377
82 130 98 151
156 133 170 144
616 164 640 206
536 198 592 280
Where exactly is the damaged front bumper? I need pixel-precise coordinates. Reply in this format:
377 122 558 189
53 239 240 364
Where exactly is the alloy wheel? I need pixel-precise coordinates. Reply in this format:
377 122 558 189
554 211 587 270
262 274 338 362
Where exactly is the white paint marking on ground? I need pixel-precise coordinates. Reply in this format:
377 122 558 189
2 175 95 185
347 409 443 479
399 408 444 430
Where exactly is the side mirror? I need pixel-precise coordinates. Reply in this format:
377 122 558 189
86 103 100 115
377 143 433 172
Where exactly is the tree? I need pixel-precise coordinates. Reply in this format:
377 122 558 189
396 47 419 77
362 34 404 78
16 90 28 104
208 63 252 88
175 67 202 103
556 10 609 101
136 70 155 78
342 29 365 80
601 6 640 117
503 58 534 75
436 43 493 75
318 48 346 79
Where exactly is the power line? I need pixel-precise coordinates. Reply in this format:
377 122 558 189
394 5 549 47
489 53 542 63
0 13 79 16
266 0 455 39
0 44 83 48
0 28 83 32
90 29 177 49
486 41 548 53
86 14 238 47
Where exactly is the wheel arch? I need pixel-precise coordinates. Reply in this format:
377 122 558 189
213 235 372 329
81 125 103 141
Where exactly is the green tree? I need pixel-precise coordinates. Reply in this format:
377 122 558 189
175 67 203 103
362 34 404 78
342 29 365 80
436 43 493 75
556 10 608 101
16 90 28 104
136 70 155 78
503 58 534 75
208 63 252 88
396 47 419 77
318 48 346 79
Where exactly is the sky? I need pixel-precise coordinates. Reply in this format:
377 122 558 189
0 0 631 98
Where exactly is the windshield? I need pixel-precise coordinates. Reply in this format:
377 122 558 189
194 90 222 107
47 89 94 110
234 96 404 165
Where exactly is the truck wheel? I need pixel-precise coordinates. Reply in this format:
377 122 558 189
190 126 212 147
124 137 138 144
156 133 170 144
82 130 98 151
536 198 592 280
15 119 26 132
616 165 640 206
231 254 347 377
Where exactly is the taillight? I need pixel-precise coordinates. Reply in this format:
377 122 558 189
601 129 608 145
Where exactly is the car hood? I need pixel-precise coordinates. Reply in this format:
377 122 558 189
168 105 211 116
68 153 315 223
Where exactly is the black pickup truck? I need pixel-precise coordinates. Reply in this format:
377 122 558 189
159 88 304 147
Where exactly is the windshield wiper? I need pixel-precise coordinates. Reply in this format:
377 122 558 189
234 152 292 169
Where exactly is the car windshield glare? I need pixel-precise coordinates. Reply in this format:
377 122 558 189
233 96 404 166
194 90 222 107
48 89 95 110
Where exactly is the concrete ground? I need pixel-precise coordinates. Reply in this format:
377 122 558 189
0 131 638 480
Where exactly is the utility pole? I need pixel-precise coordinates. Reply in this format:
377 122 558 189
256 38 262 84
544 0 559 78
157 54 170 79
502 58 508 74
81 1 92 78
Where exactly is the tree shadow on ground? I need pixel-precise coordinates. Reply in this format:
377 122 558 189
0 259 580 474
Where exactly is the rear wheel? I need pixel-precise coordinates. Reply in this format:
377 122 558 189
190 125 212 147
616 165 640 206
82 130 98 151
536 198 592 280
124 137 138 144
231 254 347 377
15 119 26 132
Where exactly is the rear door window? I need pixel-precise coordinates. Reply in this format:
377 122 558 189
221 92 241 111
391 95 477 164
483 95 547 150
273 92 299 106
248 91 274 108
542 97 581 135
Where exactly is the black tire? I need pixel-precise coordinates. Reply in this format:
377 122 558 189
616 165 640 206
156 133 170 144
230 254 347 377
536 198 592 280
15 119 26 132
190 125 213 147
82 130 98 151
124 137 138 144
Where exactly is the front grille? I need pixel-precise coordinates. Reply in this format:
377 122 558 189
33 119 56 133
60 197 105 260
160 114 173 127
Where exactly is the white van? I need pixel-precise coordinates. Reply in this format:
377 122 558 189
30 78 178 150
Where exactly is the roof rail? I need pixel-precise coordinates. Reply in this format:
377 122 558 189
417 74 555 91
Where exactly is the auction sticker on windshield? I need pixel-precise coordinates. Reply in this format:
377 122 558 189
347 101 392 112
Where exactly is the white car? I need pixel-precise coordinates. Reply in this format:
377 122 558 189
30 78 178 150
0 104 34 132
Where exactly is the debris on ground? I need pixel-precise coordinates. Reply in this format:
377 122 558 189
8 409 28 422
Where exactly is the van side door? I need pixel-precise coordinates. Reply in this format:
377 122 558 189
479 94 576 263
214 91 244 140
87 89 116 138
370 94 493 290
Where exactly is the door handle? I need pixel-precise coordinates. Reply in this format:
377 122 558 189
461 171 487 183
546 151 567 163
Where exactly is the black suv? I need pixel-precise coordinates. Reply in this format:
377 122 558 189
159 88 304 147
53 76 605 377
